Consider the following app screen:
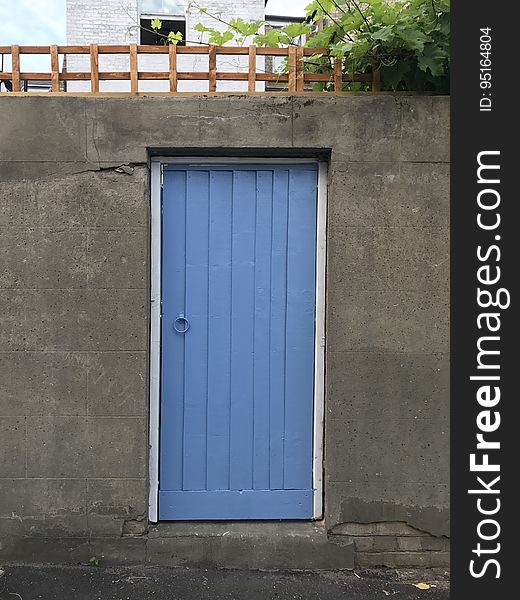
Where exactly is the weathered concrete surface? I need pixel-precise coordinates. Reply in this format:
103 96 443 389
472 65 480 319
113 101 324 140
0 94 449 569
0 565 450 600
147 522 354 570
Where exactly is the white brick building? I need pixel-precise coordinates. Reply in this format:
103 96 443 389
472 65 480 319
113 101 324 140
66 0 268 91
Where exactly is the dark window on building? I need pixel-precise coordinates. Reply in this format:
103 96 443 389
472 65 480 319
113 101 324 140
140 18 186 45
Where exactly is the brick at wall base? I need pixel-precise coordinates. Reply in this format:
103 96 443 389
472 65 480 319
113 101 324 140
353 538 450 568
329 522 450 568
352 535 450 553
356 551 450 568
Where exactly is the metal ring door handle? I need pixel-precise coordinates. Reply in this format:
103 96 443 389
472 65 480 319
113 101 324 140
173 313 190 334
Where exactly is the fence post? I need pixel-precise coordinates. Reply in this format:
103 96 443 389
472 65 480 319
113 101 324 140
288 46 297 92
333 57 343 92
169 44 178 93
11 45 20 92
248 45 256 93
208 45 217 92
50 45 60 92
371 67 381 92
130 44 138 94
90 44 99 93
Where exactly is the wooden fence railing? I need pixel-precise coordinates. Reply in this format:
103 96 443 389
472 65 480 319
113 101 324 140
0 44 380 93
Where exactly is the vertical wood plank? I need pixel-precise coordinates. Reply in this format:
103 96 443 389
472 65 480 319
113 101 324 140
130 43 138 94
252 170 273 490
206 170 233 490
168 44 178 93
90 44 99 93
283 167 317 490
296 46 305 92
11 45 20 92
248 45 256 92
334 57 343 92
208 45 217 92
160 170 188 491
371 67 381 92
229 170 256 491
50 45 60 92
269 168 290 490
183 170 210 491
288 46 297 92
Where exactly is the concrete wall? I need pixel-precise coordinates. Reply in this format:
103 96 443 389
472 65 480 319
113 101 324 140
66 0 265 92
0 94 449 569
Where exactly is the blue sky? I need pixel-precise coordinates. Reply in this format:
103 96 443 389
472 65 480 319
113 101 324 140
0 0 66 46
0 0 66 72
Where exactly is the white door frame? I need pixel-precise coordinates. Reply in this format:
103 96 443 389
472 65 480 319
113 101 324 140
148 157 327 522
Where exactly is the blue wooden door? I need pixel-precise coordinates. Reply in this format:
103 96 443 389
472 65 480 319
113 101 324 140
159 163 318 520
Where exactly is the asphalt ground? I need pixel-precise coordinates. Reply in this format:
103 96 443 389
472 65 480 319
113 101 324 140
0 565 449 600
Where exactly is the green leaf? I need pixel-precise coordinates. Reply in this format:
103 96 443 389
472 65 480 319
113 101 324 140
150 18 162 31
437 12 450 36
396 27 430 51
208 30 235 46
282 23 311 39
254 28 290 47
417 43 447 76
371 25 395 42
305 28 335 48
348 38 372 61
194 23 212 33
167 31 183 45
229 18 263 37
329 41 354 58
340 12 365 33
381 59 412 89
